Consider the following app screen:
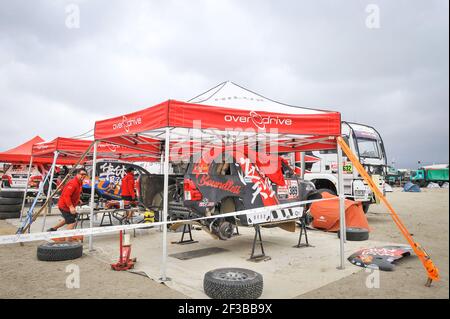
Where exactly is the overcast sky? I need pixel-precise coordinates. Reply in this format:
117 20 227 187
0 0 448 168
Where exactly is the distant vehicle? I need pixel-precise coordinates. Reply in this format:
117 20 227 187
302 122 387 213
1 163 50 194
410 165 449 187
82 161 152 201
386 166 408 186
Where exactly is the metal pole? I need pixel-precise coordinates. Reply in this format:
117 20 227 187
89 141 98 251
41 151 59 232
160 127 170 282
337 142 346 269
19 156 33 222
300 152 306 179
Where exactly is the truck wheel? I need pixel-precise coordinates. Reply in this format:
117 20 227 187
317 188 337 196
0 204 22 212
0 191 24 199
203 268 263 299
0 211 21 219
37 242 83 261
0 197 22 205
337 227 369 241
362 203 370 214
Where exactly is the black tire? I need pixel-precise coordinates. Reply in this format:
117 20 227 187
362 202 370 214
37 242 83 262
0 211 21 220
203 268 263 299
0 197 22 205
0 204 22 212
317 188 337 196
0 190 24 199
337 227 369 241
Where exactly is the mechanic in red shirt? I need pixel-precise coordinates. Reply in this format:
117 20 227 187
121 167 136 201
121 167 136 219
48 168 87 231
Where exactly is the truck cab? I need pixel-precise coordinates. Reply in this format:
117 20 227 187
303 122 387 213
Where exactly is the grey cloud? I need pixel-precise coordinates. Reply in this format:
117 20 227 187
0 0 448 168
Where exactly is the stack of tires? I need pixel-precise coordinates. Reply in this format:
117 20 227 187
0 190 24 220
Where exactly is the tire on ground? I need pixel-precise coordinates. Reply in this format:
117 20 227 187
203 268 263 299
37 242 83 262
0 191 24 199
0 204 22 212
0 211 21 220
337 227 369 241
0 197 22 205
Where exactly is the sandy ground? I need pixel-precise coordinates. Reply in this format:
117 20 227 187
0 188 448 299
0 222 185 299
299 188 449 299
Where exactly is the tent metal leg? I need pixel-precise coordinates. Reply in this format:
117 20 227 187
19 156 33 222
160 127 171 282
41 151 59 232
337 142 346 270
89 141 98 251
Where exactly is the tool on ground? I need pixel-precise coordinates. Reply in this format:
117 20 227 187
337 136 439 286
111 230 136 271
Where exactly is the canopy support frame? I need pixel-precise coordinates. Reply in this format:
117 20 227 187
19 156 34 222
41 151 60 232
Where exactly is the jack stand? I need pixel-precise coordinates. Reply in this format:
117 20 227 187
175 223 198 245
248 225 271 262
175 213 198 245
294 217 313 248
234 224 240 236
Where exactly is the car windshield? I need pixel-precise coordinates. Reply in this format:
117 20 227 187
358 139 380 158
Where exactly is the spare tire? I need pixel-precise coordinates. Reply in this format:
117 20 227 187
204 268 263 299
0 197 22 205
0 211 21 220
0 191 24 199
37 242 83 261
337 227 369 241
0 204 22 212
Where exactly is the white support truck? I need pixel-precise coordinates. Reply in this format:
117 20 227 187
301 122 387 213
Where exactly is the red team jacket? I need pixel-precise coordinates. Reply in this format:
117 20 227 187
58 177 83 212
121 172 136 199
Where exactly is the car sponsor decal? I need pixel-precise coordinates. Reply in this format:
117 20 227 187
196 175 243 195
237 157 277 205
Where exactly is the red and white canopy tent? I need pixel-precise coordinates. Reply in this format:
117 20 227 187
23 137 161 230
0 136 46 164
92 82 347 280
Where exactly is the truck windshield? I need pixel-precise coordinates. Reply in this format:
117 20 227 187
358 139 380 158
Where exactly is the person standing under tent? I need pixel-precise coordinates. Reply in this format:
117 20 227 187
47 168 87 233
120 166 136 220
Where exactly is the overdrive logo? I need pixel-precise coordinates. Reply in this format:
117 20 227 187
112 115 143 133
224 111 292 130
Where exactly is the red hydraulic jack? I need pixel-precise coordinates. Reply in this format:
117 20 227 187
111 231 136 271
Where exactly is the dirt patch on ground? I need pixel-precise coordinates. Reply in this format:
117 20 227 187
298 188 449 299
0 221 186 299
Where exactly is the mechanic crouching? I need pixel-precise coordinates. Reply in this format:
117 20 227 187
47 168 87 232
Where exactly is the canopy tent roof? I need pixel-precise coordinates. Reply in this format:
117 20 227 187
32 137 160 164
0 136 50 164
94 82 341 159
